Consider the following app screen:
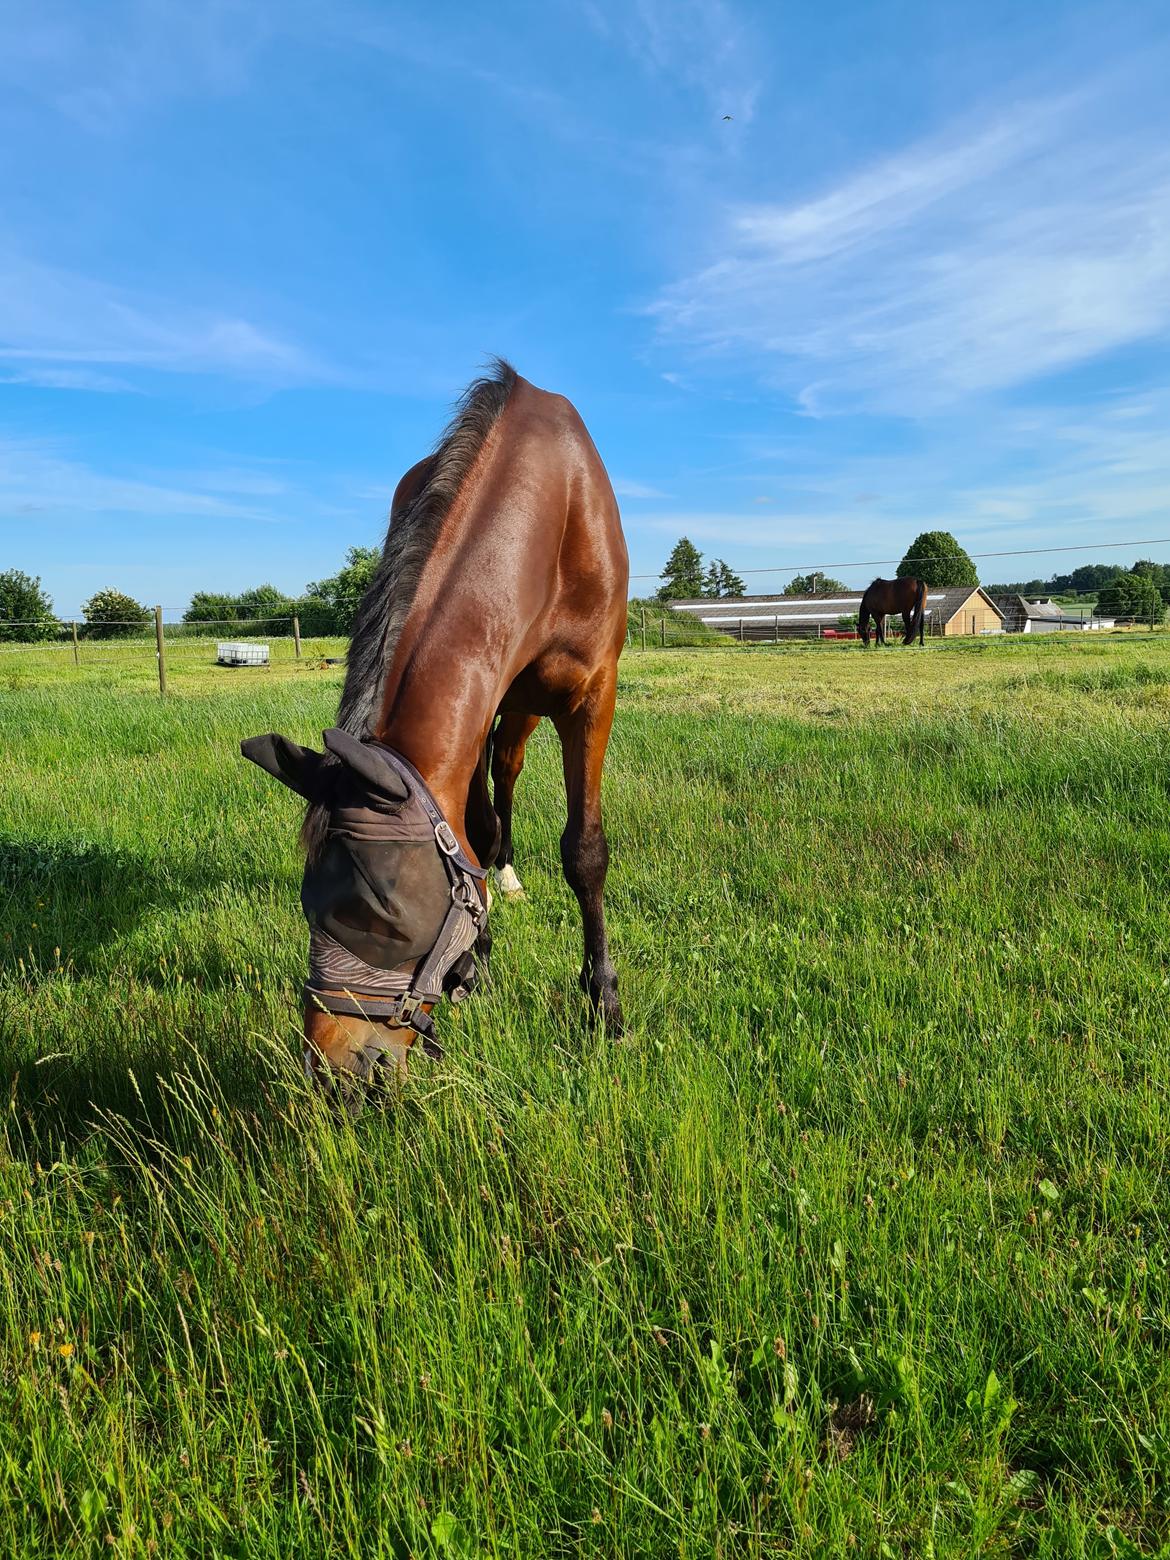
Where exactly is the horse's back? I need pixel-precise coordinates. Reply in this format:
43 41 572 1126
474 374 627 619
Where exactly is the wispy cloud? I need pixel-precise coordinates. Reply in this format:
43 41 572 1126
613 477 667 498
0 437 288 523
0 0 278 132
0 252 321 387
649 82 1170 411
622 388 1170 578
581 0 761 122
0 366 140 393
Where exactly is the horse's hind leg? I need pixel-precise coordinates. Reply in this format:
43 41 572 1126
554 669 622 1032
491 712 540 900
902 610 913 646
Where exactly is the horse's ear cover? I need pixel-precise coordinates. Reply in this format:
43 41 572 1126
322 728 410 801
241 728 411 806
240 733 324 799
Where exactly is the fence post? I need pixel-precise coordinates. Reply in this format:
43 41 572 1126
292 614 302 659
155 605 167 697
640 605 646 651
71 620 79 666
774 614 779 643
661 615 666 648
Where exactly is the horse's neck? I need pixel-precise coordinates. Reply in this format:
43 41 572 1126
375 590 506 827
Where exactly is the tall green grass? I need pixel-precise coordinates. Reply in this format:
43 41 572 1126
1 636 1168 1556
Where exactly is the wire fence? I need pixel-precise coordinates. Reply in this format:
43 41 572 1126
0 612 354 693
3 579 1168 695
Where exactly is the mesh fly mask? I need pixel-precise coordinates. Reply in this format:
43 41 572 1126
241 727 487 1057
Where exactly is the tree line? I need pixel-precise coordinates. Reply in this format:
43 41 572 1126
983 560 1170 618
0 548 381 642
656 529 982 600
4 531 1166 643
656 530 1167 621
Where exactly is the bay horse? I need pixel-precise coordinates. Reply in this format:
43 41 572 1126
858 576 927 646
242 361 628 1086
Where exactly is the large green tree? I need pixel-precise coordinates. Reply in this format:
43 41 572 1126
183 592 240 623
657 537 705 601
1131 559 1170 606
0 569 57 642
1097 570 1166 623
783 573 848 597
897 531 978 588
81 588 151 639
703 559 746 598
303 546 381 634
236 583 294 622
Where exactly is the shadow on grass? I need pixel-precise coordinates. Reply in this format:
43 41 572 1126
0 833 305 1147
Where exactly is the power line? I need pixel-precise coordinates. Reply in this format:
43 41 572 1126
629 535 1170 581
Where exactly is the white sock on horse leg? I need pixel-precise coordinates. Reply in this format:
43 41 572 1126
497 863 525 899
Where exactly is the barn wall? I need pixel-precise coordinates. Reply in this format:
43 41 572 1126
941 597 1004 635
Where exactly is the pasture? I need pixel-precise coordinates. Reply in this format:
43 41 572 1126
1 634 1168 1557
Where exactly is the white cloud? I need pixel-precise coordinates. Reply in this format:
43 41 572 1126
0 438 286 523
0 366 139 393
650 86 1170 411
622 388 1170 583
0 252 320 386
613 477 667 498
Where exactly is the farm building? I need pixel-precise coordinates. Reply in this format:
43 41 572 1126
991 594 1115 632
668 585 1005 641
924 585 1005 636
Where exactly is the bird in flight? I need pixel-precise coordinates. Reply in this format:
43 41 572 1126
722 114 733 121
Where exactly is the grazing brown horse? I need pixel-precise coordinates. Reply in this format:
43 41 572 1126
242 361 628 1085
858 576 927 646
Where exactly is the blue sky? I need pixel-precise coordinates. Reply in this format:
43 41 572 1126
2 0 1169 615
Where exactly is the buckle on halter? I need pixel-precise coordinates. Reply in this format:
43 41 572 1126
435 821 460 857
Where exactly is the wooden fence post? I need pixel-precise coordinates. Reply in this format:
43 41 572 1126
640 605 646 651
739 618 745 643
661 614 666 647
774 614 779 643
292 614 302 659
155 606 167 697
71 620 79 666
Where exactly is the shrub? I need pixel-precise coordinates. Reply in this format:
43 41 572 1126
0 570 57 642
81 588 151 639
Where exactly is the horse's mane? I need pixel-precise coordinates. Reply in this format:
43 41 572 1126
301 357 518 855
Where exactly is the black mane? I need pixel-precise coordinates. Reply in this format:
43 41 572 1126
302 357 518 854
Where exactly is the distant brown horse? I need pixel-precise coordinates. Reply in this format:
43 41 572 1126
242 361 628 1086
859 577 927 646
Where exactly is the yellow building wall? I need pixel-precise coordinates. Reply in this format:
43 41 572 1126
941 597 1003 635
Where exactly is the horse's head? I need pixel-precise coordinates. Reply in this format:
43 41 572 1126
242 729 486 1093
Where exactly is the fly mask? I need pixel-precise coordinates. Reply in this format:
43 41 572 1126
241 727 487 1058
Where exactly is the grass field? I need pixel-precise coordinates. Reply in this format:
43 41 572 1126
1 632 1168 1557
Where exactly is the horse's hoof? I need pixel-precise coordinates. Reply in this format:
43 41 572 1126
496 864 527 901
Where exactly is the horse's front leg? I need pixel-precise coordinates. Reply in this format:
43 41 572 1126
554 671 622 1032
